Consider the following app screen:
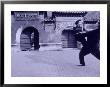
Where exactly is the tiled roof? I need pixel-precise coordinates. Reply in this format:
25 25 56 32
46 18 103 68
52 11 88 17
84 11 100 21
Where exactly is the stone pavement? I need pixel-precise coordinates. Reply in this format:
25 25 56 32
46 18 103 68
11 46 100 77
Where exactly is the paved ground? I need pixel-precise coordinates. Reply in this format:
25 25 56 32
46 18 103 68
11 46 100 77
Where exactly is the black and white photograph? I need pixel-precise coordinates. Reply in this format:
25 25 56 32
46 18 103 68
3 3 107 84
11 11 100 77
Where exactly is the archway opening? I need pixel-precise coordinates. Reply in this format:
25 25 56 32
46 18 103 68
61 30 77 48
20 27 40 51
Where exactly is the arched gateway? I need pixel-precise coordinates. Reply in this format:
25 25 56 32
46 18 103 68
20 27 40 51
62 30 77 48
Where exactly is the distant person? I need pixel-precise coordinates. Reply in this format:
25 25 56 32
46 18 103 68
31 32 34 48
76 21 100 66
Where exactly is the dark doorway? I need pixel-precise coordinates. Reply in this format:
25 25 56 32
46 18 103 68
20 27 40 51
62 30 77 48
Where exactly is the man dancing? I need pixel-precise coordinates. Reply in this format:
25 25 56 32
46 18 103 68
76 21 100 66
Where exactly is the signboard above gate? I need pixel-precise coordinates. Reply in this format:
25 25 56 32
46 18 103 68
13 11 39 21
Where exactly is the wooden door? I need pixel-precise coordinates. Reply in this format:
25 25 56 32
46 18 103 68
62 30 77 48
20 32 31 51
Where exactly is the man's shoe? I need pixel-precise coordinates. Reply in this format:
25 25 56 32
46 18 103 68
77 64 85 66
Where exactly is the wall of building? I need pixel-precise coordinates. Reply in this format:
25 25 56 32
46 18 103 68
54 17 83 43
12 11 98 49
11 12 49 45
11 12 84 45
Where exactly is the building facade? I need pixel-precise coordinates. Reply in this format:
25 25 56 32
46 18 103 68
11 11 99 51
